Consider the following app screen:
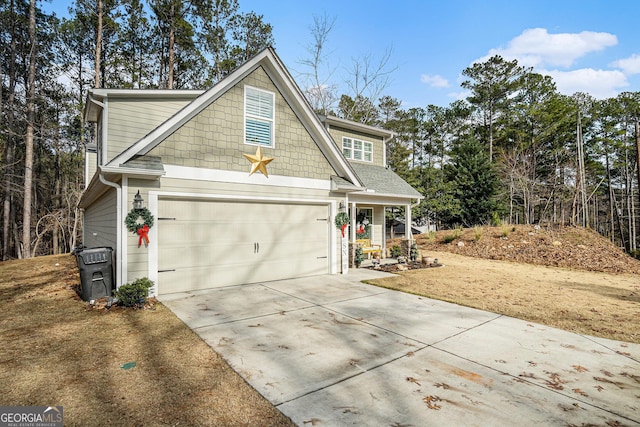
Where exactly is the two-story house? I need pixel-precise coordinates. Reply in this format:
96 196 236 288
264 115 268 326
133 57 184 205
79 47 422 296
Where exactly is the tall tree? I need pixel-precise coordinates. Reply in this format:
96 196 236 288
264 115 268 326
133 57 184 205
461 55 524 161
444 135 499 226
112 0 154 88
21 0 36 258
199 0 240 83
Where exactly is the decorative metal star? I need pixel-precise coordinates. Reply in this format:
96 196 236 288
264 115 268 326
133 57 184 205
243 146 274 177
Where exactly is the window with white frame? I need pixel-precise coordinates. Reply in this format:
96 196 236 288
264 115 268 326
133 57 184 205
245 86 274 147
342 137 372 162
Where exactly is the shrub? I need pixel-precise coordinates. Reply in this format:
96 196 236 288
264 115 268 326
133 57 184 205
443 228 461 244
354 247 365 266
115 277 154 308
474 226 483 241
410 243 419 261
491 212 502 227
390 245 402 258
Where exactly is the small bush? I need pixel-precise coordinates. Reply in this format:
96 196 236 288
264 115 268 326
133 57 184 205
390 245 402 258
443 234 456 244
443 228 461 244
491 212 502 227
354 247 365 266
474 226 483 241
115 277 154 308
410 243 419 261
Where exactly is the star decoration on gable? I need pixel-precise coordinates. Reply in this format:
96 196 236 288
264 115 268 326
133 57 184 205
243 146 274 177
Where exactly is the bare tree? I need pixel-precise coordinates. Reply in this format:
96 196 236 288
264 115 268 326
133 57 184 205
298 13 338 115
342 47 396 123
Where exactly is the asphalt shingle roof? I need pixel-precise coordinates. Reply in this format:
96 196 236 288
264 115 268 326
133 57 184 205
349 162 423 198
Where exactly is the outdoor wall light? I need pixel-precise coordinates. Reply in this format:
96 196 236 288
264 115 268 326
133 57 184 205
339 201 345 211
133 190 145 210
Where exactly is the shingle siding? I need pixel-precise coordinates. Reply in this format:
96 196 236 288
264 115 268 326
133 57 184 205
147 66 337 179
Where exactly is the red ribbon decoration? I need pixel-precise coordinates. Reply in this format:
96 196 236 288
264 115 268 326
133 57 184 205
340 223 348 238
137 224 150 247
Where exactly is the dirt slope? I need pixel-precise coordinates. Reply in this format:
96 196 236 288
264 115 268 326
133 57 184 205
411 225 640 275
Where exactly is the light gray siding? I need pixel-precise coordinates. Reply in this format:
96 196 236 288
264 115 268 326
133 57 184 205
106 99 193 163
83 188 117 250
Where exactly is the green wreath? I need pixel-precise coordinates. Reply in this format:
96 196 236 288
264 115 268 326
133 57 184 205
334 211 350 229
125 207 154 234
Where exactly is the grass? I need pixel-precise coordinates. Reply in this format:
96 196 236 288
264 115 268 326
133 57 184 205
371 250 640 344
0 254 294 427
2 245 638 425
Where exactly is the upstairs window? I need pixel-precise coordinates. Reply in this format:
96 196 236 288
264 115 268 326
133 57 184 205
245 86 274 147
342 137 373 162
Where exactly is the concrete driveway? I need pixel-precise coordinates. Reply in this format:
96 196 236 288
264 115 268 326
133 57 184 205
159 269 640 426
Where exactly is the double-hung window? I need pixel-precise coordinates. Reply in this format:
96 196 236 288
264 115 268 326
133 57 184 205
342 137 373 162
245 86 275 147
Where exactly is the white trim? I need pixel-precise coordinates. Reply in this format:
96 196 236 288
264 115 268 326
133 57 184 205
148 193 158 294
164 164 332 190
121 176 129 285
146 191 338 296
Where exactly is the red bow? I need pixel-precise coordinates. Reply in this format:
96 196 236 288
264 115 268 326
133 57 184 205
137 224 150 247
340 223 348 238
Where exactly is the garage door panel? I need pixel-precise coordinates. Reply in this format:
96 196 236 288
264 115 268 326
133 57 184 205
159 242 254 269
157 199 330 294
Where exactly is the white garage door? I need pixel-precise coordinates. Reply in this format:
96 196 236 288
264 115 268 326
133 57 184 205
157 199 330 294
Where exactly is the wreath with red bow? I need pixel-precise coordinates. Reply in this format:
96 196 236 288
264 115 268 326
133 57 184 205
125 208 154 247
334 211 350 238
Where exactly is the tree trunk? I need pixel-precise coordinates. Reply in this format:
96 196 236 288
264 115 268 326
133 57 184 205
605 149 616 245
168 2 175 89
94 0 103 88
21 0 37 258
630 117 640 248
2 0 18 260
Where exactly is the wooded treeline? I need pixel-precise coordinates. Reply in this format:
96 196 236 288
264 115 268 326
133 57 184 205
1 1 639 260
369 59 640 255
0 0 275 260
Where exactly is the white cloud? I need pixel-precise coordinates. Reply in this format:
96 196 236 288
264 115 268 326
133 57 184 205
447 89 470 101
611 53 640 75
420 74 449 88
482 28 617 68
541 68 628 99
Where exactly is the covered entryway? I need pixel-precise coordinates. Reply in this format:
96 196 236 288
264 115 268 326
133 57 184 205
157 198 330 294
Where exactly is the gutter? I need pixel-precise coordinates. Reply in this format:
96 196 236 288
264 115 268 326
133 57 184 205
98 172 123 289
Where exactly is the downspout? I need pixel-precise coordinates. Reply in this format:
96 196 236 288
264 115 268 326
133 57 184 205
98 172 123 289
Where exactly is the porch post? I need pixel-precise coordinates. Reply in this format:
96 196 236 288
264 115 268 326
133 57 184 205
405 203 412 239
350 202 357 242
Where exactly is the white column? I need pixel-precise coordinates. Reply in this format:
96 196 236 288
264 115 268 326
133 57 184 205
405 203 412 239
350 202 357 242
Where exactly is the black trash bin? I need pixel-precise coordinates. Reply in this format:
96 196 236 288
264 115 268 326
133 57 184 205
76 247 114 302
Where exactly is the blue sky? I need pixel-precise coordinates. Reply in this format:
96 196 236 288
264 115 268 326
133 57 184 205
46 0 640 108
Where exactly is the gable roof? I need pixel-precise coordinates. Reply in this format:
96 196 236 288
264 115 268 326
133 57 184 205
105 47 362 187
